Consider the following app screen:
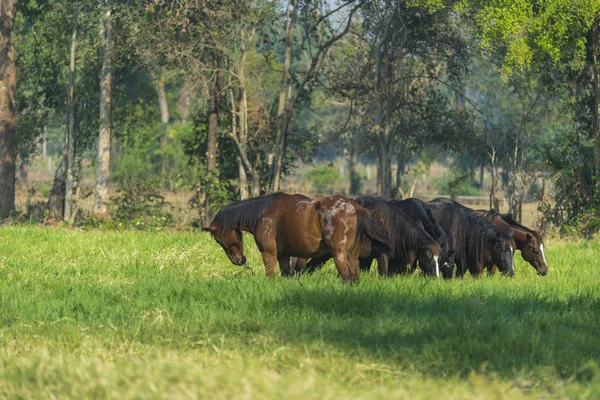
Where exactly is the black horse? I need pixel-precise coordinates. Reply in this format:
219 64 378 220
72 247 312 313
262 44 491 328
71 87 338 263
426 198 515 278
304 197 442 277
385 197 453 275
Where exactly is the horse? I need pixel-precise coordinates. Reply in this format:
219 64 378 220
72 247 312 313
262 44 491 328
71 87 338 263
426 198 516 278
475 210 549 275
203 192 392 283
386 198 453 276
304 196 442 277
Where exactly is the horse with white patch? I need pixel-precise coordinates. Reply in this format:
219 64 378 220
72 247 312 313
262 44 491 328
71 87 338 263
474 210 549 276
203 193 392 283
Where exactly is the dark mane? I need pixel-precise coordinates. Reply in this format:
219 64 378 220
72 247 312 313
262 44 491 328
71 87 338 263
438 199 507 267
500 213 543 242
355 196 430 262
388 198 450 260
211 193 283 234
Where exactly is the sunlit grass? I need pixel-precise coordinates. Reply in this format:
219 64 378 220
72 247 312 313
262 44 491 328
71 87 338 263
0 226 598 399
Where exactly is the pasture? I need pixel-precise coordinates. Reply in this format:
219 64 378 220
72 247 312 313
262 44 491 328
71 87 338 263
0 226 599 399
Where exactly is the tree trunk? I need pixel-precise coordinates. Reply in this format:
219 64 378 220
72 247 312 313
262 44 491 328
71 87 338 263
19 156 28 186
237 157 249 199
393 158 407 199
207 79 218 172
93 9 113 218
203 69 220 227
47 157 65 220
156 73 170 189
64 5 78 222
377 134 393 197
270 0 298 193
348 147 360 195
489 149 499 210
0 0 18 218
592 16 600 177
157 74 169 124
479 163 484 188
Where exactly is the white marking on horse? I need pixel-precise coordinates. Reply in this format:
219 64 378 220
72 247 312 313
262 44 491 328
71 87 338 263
296 200 311 214
434 255 439 277
323 213 334 241
262 217 274 236
540 243 547 264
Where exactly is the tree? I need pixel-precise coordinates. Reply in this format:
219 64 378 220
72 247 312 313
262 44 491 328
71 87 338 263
93 7 113 218
268 0 363 192
0 0 18 218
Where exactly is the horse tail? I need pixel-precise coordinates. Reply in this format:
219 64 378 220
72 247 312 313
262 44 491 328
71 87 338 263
354 205 393 256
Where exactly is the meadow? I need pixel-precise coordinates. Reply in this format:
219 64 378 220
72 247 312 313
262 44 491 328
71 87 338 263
0 226 599 399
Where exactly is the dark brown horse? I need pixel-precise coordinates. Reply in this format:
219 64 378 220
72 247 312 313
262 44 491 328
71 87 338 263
475 210 549 275
386 198 452 274
426 198 516 278
203 193 391 283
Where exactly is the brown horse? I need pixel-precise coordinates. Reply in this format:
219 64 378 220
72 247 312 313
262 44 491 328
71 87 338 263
304 196 442 277
203 193 391 283
475 210 549 275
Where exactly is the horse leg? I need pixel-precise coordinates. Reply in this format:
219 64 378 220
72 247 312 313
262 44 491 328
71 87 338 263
278 258 293 277
359 258 373 272
487 264 498 275
305 254 331 273
332 254 352 283
261 252 278 277
293 257 309 274
455 259 465 278
376 254 389 276
347 240 361 283
470 261 483 277
411 259 418 274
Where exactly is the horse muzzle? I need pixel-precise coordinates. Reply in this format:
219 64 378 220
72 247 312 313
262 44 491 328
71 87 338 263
231 256 246 267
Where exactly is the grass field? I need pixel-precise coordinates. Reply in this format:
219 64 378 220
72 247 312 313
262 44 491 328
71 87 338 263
0 226 599 399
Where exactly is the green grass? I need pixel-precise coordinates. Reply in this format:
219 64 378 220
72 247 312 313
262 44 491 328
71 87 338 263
0 226 599 399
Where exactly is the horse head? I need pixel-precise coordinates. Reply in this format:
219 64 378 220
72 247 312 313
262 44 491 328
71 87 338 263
203 224 246 266
417 232 441 278
519 232 549 276
489 231 515 277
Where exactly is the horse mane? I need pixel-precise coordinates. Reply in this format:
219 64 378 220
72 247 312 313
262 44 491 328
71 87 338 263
389 198 450 260
355 196 427 261
447 202 507 267
500 213 543 242
211 192 283 234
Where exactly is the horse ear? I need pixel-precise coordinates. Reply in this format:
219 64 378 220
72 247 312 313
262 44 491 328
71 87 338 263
202 226 215 233
526 233 532 242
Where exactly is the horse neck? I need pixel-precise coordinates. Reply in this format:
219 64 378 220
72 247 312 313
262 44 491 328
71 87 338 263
508 226 530 250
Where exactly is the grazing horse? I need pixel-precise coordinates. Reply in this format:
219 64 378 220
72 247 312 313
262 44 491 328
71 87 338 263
304 197 442 277
475 210 549 276
426 198 516 278
386 198 453 276
203 193 391 283
356 196 441 277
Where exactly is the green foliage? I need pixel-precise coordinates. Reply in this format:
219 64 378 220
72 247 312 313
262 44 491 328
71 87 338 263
108 184 174 230
464 0 600 77
0 226 599 398
305 165 341 195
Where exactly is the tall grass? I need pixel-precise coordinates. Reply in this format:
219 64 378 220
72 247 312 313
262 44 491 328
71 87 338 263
0 226 598 399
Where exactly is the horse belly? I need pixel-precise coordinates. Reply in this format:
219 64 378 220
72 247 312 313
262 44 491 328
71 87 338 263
276 207 324 257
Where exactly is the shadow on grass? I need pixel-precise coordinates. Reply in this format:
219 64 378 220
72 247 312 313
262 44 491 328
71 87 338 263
4 270 600 382
254 281 600 380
